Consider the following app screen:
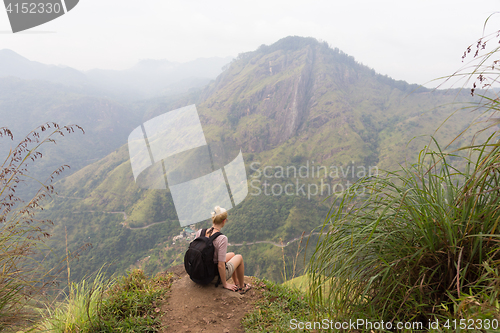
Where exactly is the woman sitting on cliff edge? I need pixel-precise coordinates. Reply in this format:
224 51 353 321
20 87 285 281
194 206 252 294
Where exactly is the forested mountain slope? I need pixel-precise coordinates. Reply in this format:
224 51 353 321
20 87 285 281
41 36 483 283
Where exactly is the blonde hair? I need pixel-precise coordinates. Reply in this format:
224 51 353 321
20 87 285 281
211 206 227 226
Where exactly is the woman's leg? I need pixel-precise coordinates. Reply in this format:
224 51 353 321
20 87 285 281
225 252 239 285
228 254 245 289
226 252 235 261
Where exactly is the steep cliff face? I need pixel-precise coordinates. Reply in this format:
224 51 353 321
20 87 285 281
146 36 467 169
199 40 315 151
196 36 419 166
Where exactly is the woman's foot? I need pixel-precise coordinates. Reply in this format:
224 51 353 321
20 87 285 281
238 283 252 294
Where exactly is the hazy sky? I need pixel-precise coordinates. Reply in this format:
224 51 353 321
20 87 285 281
1 0 499 87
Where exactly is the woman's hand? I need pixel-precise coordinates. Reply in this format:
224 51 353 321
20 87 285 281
223 283 238 291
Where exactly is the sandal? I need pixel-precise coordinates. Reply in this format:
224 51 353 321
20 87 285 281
238 283 252 294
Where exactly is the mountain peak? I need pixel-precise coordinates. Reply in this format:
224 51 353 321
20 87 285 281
260 36 321 53
0 49 30 62
196 35 426 155
233 36 321 61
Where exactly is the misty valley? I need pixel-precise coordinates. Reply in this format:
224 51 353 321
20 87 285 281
2 35 498 331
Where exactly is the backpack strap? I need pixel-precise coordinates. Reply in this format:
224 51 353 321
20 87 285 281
208 231 222 242
208 231 223 287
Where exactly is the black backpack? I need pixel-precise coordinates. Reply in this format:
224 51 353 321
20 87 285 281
184 228 222 286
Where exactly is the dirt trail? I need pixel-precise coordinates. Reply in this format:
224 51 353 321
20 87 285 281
161 265 262 333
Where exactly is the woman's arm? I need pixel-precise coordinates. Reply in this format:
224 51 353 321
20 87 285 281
218 262 237 291
215 235 236 290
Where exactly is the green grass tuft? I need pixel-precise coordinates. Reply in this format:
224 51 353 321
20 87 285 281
38 269 172 333
308 136 500 330
242 278 315 333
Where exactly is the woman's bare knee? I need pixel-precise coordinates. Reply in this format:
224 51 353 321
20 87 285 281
229 254 243 267
226 252 235 261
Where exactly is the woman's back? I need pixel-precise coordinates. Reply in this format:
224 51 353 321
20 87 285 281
195 228 228 264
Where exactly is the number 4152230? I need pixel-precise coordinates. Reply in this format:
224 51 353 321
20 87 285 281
6 2 62 14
